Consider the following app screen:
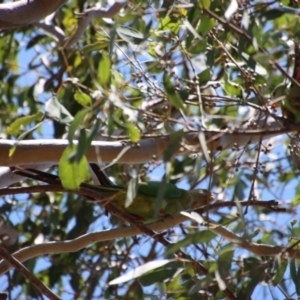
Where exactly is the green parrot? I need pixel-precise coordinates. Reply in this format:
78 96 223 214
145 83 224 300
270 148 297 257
12 166 214 223
273 41 300 123
84 180 214 222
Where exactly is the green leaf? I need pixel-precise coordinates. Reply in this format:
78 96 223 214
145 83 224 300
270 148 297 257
290 258 300 295
74 91 92 107
197 68 211 86
181 211 204 223
163 129 184 162
98 51 111 88
154 176 168 219
126 281 144 299
262 9 286 21
224 82 241 97
158 16 181 34
116 26 145 45
74 129 89 164
189 276 214 295
197 14 215 36
125 176 138 208
126 122 141 142
251 22 262 47
296 262 300 295
253 53 273 68
206 47 215 68
58 145 90 190
139 265 178 287
198 0 211 9
272 257 287 285
237 257 264 299
217 248 234 284
163 73 186 112
224 73 242 97
8 120 45 157
166 230 217 254
148 41 158 58
7 111 43 136
67 108 90 146
111 70 125 87
243 257 262 273
109 260 172 285
45 96 74 124
26 34 47 49
187 39 207 55
182 19 202 40
82 40 110 53
86 118 101 145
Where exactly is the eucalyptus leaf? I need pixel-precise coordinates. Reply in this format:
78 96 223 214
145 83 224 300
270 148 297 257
58 145 90 190
109 260 172 285
7 111 43 136
45 96 74 124
116 26 145 45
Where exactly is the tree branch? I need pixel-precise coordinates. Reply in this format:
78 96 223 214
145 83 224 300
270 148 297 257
0 245 60 300
0 0 126 51
0 122 296 167
204 216 300 258
0 120 296 187
0 201 295 276
0 0 66 29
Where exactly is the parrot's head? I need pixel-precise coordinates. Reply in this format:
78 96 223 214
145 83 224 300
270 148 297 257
189 189 214 209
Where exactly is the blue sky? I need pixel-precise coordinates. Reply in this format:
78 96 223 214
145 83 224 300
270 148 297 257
1 5 300 298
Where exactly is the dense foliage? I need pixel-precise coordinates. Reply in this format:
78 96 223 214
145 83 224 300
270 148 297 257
1 0 300 299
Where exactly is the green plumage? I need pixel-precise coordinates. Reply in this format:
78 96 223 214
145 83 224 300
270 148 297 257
84 181 214 222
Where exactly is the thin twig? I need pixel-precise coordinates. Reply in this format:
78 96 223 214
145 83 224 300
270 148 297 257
203 8 300 89
203 200 286 213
